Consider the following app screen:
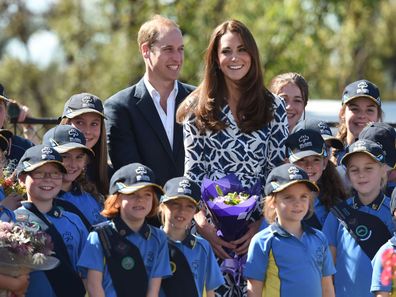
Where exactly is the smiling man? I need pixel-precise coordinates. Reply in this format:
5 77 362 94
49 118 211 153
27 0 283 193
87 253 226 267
105 15 194 197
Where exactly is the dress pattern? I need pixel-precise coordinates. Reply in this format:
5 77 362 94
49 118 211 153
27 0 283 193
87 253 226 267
183 95 288 297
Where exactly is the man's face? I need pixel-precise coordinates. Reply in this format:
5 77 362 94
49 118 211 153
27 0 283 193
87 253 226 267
143 27 184 85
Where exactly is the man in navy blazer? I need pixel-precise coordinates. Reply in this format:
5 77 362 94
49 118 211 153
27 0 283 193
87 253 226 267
104 15 194 188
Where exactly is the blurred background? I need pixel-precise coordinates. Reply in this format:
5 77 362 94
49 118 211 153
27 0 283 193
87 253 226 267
0 0 395 123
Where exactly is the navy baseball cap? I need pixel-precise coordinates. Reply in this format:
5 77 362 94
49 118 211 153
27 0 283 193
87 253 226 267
391 187 396 215
359 122 396 168
341 139 385 166
160 177 201 206
43 125 94 158
62 93 105 119
286 129 327 163
109 163 164 196
292 119 344 150
265 164 319 196
341 79 381 107
16 144 67 175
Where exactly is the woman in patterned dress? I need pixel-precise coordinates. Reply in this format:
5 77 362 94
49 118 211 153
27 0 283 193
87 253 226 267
176 20 288 297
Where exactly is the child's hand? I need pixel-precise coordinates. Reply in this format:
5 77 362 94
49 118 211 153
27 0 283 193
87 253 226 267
0 193 24 211
9 274 30 297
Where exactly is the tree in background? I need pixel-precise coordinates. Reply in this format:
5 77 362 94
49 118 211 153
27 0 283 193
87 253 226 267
0 0 395 119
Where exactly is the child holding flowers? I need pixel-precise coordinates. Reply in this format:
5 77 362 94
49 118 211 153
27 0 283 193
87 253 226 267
43 125 106 228
78 163 171 297
245 163 336 297
322 139 395 297
158 177 224 297
14 145 87 297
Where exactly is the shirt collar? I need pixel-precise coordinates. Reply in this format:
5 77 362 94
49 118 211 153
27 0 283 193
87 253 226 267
352 192 385 211
161 227 197 249
113 215 151 240
270 220 316 237
143 75 178 101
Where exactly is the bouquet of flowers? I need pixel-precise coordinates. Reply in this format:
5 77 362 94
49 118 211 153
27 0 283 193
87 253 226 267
201 174 261 242
201 174 261 284
0 221 59 297
380 247 396 286
0 177 26 197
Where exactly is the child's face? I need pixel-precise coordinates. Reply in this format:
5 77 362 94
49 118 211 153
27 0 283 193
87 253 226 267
163 198 196 231
344 98 379 142
118 187 154 223
274 183 311 225
19 163 63 203
69 112 101 149
277 82 305 132
347 153 385 199
60 148 88 184
294 155 327 183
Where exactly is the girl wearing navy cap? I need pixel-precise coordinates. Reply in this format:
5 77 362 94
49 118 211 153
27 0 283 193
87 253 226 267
245 163 335 297
158 177 224 297
43 125 106 228
78 163 171 297
323 139 395 297
60 93 109 196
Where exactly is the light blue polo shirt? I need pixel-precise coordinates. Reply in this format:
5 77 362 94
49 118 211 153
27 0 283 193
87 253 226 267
245 222 335 297
371 237 396 294
58 188 106 226
14 205 88 297
322 194 395 297
159 233 224 297
78 221 171 297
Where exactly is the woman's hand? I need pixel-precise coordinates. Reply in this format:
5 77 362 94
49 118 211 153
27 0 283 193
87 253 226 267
194 210 236 259
231 219 262 256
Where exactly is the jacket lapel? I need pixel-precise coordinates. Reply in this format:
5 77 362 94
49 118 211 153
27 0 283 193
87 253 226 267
134 79 174 160
172 82 188 159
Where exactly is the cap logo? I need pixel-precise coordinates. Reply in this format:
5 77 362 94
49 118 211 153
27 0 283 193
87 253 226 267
68 129 82 143
270 181 280 191
288 166 303 180
318 122 331 135
357 81 369 94
135 166 150 182
81 95 95 108
41 147 56 160
298 134 312 149
178 179 192 194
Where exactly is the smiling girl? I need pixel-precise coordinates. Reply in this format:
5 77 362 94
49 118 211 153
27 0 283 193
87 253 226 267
60 93 109 195
78 163 171 297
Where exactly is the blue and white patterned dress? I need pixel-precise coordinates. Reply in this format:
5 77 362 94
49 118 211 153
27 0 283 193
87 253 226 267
183 95 288 193
182 95 288 297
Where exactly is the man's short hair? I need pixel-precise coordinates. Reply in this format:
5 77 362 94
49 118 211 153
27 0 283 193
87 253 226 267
137 15 180 49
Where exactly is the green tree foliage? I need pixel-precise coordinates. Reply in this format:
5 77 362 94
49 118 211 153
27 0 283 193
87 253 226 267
0 0 395 119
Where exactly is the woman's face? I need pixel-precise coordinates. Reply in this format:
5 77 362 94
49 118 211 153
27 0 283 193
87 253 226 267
277 83 305 132
217 31 251 86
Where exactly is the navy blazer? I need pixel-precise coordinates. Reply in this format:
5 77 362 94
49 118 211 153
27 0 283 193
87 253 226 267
104 78 194 186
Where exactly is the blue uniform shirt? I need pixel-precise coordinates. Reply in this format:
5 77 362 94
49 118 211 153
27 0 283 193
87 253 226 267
371 237 396 294
78 221 172 297
322 194 395 297
159 233 224 297
58 187 106 226
245 222 335 297
14 205 88 297
0 187 15 222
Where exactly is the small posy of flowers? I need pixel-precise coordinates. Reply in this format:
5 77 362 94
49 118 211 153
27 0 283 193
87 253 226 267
212 185 250 205
0 177 26 196
380 247 396 286
0 221 54 265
